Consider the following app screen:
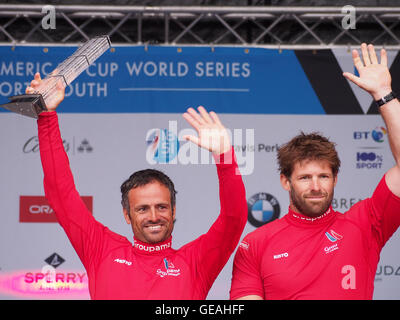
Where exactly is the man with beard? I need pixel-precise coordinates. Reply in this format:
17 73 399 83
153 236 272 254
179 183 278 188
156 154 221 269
230 43 400 300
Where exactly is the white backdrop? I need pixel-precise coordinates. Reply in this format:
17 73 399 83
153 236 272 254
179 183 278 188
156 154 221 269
0 112 399 299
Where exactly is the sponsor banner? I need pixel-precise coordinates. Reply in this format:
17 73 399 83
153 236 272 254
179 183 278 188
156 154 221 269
19 196 93 223
0 269 89 299
0 253 89 299
0 45 325 114
1 45 400 299
2 113 399 299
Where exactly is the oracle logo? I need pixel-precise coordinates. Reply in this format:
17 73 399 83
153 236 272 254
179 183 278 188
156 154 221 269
29 205 54 214
20 196 93 223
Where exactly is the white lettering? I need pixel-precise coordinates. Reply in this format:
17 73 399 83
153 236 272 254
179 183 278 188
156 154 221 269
273 252 289 259
126 61 189 77
134 242 171 252
341 265 356 289
324 243 339 254
0 62 53 77
199 304 245 315
29 205 54 215
155 305 189 318
341 5 356 30
41 5 56 30
195 61 251 78
64 82 108 98
114 258 132 266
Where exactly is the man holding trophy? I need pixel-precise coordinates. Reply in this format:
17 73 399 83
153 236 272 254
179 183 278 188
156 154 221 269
18 37 248 299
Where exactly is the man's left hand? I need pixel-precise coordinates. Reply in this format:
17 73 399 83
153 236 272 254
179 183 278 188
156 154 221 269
343 43 392 100
182 106 231 156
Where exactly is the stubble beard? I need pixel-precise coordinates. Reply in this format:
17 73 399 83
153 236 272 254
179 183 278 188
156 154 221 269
289 184 334 218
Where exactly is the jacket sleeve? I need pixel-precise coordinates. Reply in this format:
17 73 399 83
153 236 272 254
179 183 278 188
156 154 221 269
184 147 248 295
345 174 400 255
38 111 106 270
366 174 400 249
230 235 264 300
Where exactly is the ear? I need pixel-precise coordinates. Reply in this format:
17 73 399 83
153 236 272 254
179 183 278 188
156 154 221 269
172 205 176 221
123 208 131 225
280 174 291 192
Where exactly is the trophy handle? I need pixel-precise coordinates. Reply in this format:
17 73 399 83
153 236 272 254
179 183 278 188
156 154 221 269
0 35 111 118
1 94 47 119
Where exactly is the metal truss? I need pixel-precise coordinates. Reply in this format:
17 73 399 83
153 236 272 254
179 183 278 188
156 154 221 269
1 5 400 49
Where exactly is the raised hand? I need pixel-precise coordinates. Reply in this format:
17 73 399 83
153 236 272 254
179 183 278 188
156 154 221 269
182 106 231 155
343 43 392 100
25 72 65 112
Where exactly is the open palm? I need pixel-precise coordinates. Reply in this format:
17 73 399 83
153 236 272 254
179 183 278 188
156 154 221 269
343 43 392 100
182 106 231 155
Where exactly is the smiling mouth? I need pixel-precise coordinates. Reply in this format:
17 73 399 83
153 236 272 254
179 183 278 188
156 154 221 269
145 224 163 232
305 195 326 200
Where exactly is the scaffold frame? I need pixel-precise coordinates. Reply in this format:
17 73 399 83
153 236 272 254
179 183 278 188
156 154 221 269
1 5 400 49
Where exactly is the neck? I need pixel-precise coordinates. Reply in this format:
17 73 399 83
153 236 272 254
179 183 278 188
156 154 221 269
289 203 331 219
287 206 335 225
133 236 172 254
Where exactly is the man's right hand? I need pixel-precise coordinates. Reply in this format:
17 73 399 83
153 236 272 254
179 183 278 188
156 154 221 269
25 72 65 112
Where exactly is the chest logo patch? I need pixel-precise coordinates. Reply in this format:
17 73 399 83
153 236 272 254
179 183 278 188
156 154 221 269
156 258 181 278
114 258 132 266
325 229 343 242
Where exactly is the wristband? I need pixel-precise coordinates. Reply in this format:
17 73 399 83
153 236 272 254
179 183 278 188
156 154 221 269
375 91 397 107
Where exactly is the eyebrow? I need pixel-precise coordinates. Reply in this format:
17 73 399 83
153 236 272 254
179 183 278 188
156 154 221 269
134 202 171 209
296 172 333 178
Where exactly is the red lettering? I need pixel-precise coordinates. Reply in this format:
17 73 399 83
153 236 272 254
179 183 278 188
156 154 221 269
67 273 76 283
45 272 53 283
77 273 86 283
56 273 65 283
24 272 34 283
35 273 45 282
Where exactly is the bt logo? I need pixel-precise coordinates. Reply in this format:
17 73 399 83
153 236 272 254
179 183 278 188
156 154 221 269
371 127 387 143
353 127 387 143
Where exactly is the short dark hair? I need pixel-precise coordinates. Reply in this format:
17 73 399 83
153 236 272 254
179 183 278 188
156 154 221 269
277 132 341 178
120 169 177 215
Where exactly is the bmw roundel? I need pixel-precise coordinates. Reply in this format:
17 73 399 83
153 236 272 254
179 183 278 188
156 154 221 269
247 193 280 228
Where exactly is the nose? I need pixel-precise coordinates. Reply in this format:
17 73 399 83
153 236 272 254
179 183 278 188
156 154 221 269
310 177 321 191
148 207 159 222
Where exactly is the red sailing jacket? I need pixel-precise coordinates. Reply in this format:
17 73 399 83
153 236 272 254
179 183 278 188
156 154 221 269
230 176 400 300
38 112 247 299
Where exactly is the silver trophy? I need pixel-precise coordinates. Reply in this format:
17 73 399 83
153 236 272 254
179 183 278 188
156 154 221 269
0 35 111 118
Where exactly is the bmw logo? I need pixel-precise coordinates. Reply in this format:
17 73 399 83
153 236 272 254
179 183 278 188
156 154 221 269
247 193 280 227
